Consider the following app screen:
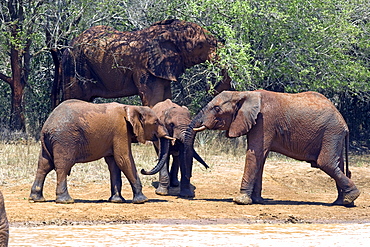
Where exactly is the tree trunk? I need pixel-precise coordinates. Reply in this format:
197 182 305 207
9 44 26 132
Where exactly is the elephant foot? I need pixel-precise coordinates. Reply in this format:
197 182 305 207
155 185 169 196
233 193 253 205
343 188 360 205
133 194 148 204
29 193 46 203
332 188 360 206
179 187 195 198
170 179 180 188
109 195 126 203
56 194 74 204
252 196 265 205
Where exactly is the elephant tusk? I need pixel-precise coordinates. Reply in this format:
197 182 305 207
164 135 177 145
193 126 207 132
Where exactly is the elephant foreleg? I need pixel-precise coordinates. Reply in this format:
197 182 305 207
155 157 170 196
169 155 180 187
234 148 266 205
105 156 125 203
179 145 195 198
251 154 268 204
114 152 148 204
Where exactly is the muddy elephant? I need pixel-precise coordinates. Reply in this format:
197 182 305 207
185 90 360 206
0 191 9 247
148 99 208 197
55 19 231 108
29 99 173 204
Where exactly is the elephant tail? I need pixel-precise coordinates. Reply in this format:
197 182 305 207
345 132 351 179
41 132 55 168
50 48 63 109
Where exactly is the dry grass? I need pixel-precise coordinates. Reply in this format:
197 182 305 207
0 133 368 188
0 141 160 187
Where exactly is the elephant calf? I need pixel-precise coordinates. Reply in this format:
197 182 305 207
188 90 360 206
150 99 208 197
29 99 172 204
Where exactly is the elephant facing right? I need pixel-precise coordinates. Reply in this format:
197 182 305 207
187 90 360 206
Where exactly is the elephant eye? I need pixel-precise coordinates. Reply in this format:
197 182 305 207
213 106 221 113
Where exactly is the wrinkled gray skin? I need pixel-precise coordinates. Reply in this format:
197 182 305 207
150 99 208 197
29 100 170 204
186 90 360 206
0 191 9 247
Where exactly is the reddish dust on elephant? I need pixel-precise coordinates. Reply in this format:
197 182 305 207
55 19 231 108
28 100 174 205
188 90 360 206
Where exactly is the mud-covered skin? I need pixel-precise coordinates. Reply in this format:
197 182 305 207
0 191 8 247
57 19 231 108
187 90 360 206
29 100 170 204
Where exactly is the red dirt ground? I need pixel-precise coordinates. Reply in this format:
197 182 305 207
2 156 370 226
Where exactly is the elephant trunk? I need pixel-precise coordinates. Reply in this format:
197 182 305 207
141 137 170 175
180 112 206 196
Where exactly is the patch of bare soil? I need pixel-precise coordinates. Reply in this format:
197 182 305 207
2 158 370 227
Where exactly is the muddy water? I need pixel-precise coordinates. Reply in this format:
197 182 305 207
9 223 370 246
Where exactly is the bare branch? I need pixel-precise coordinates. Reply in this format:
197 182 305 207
0 72 12 84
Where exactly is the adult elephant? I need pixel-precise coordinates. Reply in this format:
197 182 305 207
29 100 174 204
147 99 209 197
185 90 360 206
54 19 231 108
0 191 9 247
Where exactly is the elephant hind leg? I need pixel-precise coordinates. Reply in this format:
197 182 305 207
317 152 360 205
29 154 54 202
55 163 75 204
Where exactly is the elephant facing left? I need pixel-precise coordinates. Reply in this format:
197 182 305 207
29 99 172 204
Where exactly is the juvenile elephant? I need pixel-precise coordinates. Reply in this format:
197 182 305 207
29 100 172 204
55 19 231 108
149 99 208 197
186 90 360 206
0 191 9 247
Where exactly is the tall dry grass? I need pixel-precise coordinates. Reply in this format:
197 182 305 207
0 141 161 187
0 130 368 188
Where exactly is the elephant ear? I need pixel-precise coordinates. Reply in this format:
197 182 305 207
147 34 185 81
125 106 146 144
228 92 261 138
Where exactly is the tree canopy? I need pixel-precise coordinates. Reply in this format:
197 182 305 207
0 0 369 150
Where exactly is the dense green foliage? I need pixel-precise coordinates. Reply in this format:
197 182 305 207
0 0 369 150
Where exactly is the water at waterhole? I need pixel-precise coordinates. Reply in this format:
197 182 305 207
9 223 370 246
